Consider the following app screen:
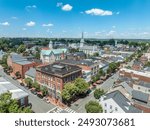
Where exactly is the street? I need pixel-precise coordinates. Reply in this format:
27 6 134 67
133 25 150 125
70 72 119 113
0 67 55 113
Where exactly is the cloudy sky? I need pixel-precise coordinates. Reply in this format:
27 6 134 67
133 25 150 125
0 0 150 39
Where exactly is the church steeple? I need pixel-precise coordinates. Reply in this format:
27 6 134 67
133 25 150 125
80 32 84 47
49 40 53 49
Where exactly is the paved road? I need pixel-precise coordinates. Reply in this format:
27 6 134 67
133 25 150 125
70 72 119 113
0 67 55 113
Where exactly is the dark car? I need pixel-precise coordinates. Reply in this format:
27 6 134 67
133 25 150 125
20 83 25 86
12 77 17 80
30 88 37 95
28 103 32 109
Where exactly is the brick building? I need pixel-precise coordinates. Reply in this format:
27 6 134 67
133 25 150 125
60 59 99 82
36 63 82 101
119 68 150 83
7 53 38 78
13 61 36 78
132 60 144 71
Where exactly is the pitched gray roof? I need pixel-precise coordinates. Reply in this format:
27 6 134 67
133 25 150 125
25 68 36 78
132 90 149 103
104 90 141 113
139 81 150 88
120 82 133 95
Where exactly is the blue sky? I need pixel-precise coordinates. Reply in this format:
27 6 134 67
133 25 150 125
0 0 150 38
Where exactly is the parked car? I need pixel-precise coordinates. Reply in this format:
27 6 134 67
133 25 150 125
20 83 25 86
30 88 37 95
12 77 17 80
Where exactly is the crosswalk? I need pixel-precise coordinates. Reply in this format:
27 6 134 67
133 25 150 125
47 107 76 113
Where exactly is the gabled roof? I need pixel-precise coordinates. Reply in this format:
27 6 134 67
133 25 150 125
120 82 133 95
103 90 141 113
25 68 36 78
41 48 68 56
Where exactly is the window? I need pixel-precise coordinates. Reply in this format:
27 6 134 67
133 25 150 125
138 87 140 90
105 110 107 113
115 107 118 111
105 103 107 107
110 105 112 109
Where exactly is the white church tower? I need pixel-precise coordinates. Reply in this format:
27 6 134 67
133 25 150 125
80 32 84 48
49 40 53 49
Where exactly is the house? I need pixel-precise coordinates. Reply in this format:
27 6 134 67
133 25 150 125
0 77 29 107
79 32 100 56
132 60 144 71
119 68 150 83
7 53 37 78
12 60 36 78
60 59 99 82
36 63 82 101
100 90 141 113
66 52 86 60
40 48 68 64
25 68 36 82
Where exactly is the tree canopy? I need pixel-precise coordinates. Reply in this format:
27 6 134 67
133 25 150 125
94 89 105 99
0 92 32 113
85 101 103 113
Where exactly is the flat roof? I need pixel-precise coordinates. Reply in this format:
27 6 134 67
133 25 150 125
0 77 28 100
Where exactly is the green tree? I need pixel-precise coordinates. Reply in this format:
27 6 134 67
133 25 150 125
17 44 26 53
93 52 99 57
32 82 40 91
24 78 33 88
74 78 89 95
85 101 103 113
0 92 32 113
34 51 40 59
15 71 21 78
61 89 71 103
94 89 105 99
98 69 105 76
61 82 78 103
41 86 48 96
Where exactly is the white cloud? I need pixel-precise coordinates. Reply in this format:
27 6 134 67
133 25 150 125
22 28 27 31
42 23 54 27
26 5 37 11
57 3 73 11
0 22 10 26
62 4 73 11
56 2 63 7
116 12 120 15
85 8 113 16
106 30 116 37
26 21 36 27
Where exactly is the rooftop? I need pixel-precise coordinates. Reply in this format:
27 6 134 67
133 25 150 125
25 68 36 78
0 77 28 100
132 90 149 103
103 90 141 113
15 60 32 65
60 59 95 66
36 62 81 77
41 48 67 56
